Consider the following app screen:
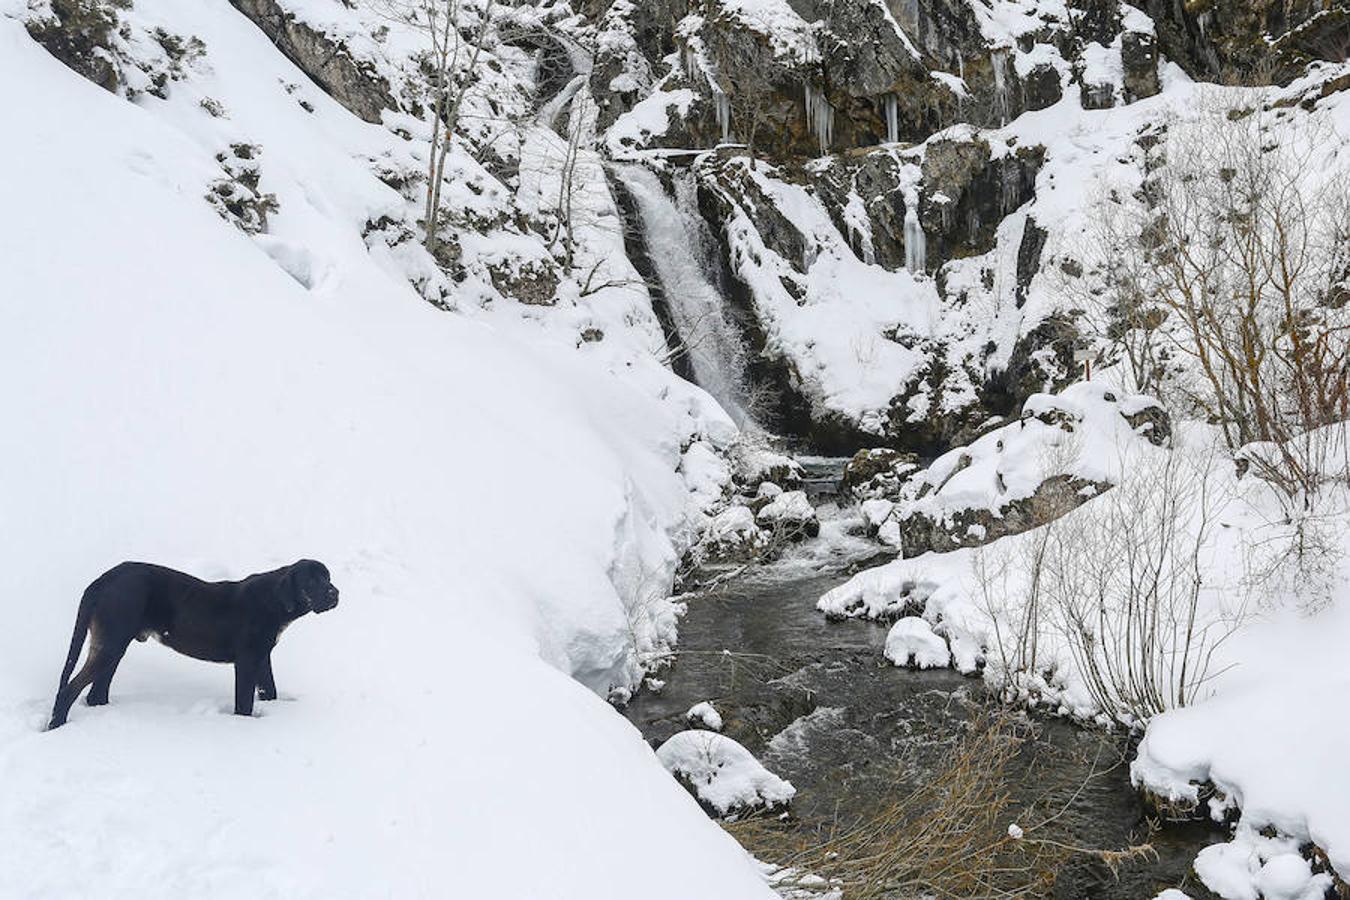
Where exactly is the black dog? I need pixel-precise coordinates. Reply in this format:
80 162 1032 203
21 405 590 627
48 559 339 730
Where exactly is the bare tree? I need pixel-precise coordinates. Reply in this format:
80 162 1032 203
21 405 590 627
1084 94 1350 508
374 0 498 257
720 63 789 167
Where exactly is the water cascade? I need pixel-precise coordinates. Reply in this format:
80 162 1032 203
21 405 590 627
803 83 835 156
884 93 900 144
904 206 927 274
611 164 753 426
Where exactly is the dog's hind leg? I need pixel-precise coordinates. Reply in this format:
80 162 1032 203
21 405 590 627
86 634 132 707
48 637 103 729
256 654 276 701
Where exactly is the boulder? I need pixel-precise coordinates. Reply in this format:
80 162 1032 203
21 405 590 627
895 473 1111 556
755 489 820 540
884 617 952 669
685 701 725 731
700 505 768 561
655 731 795 817
842 447 921 499
1021 62 1063 111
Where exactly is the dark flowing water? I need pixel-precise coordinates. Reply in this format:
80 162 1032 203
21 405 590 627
625 559 1224 899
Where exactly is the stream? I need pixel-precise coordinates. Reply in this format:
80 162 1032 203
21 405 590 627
626 502 1225 898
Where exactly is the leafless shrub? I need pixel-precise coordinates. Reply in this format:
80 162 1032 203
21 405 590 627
730 711 1146 900
1043 440 1246 723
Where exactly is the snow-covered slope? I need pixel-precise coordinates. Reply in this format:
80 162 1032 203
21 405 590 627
0 14 771 898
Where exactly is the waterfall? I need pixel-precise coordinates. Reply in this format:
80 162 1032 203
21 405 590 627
611 164 753 427
904 206 927 274
803 83 834 156
713 88 732 143
884 93 899 144
990 49 1010 125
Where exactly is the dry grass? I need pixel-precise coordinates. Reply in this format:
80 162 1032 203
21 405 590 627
728 712 1152 900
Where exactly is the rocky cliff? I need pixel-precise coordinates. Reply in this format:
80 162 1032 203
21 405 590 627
17 0 1348 458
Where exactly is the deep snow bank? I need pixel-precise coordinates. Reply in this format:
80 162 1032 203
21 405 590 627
0 16 770 899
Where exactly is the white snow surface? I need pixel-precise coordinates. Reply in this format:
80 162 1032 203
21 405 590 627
1132 595 1350 891
656 730 796 815
0 11 774 899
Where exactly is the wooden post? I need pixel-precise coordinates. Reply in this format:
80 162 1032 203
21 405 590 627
1073 349 1094 381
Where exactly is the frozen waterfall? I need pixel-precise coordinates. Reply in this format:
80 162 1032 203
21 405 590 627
884 94 900 144
904 206 927 274
713 88 732 143
991 49 1010 125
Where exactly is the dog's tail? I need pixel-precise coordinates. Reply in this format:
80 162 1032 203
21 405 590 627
57 583 97 690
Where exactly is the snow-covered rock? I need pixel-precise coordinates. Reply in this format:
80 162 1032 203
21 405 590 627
871 383 1169 555
884 617 951 669
656 731 796 817
699 504 768 561
686 701 725 731
755 489 820 540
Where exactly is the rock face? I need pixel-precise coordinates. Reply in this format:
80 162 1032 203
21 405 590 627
24 0 120 92
919 136 1043 265
1121 30 1161 102
1021 63 1063 111
1143 0 1344 85
229 0 397 123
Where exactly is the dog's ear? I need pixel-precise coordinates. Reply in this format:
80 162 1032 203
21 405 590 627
277 568 303 616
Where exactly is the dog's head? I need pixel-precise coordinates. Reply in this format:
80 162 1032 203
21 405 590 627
283 559 340 616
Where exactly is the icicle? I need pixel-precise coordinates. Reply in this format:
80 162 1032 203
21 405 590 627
1000 167 1020 214
904 206 927 274
884 93 900 144
713 88 731 142
803 83 834 156
990 49 1010 125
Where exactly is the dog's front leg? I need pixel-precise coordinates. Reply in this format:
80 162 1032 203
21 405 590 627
234 656 260 717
